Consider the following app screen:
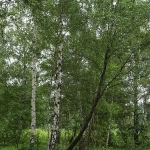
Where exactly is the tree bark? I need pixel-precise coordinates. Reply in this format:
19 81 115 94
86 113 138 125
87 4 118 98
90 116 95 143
48 44 63 150
17 64 26 147
133 82 139 146
48 2 64 149
47 79 53 149
79 96 84 150
30 24 37 149
132 52 139 147
30 52 37 149
134 109 139 145
106 117 111 148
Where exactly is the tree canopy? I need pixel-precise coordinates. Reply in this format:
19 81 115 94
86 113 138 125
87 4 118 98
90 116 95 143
1 0 150 150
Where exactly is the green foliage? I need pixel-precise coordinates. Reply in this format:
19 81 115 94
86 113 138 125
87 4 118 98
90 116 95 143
1 0 150 149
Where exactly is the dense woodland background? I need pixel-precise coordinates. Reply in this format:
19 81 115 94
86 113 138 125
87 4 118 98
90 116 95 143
1 0 150 150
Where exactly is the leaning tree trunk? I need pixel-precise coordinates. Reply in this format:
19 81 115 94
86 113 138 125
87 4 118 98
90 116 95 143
48 43 63 150
30 24 37 149
79 121 91 150
67 45 131 150
79 95 91 150
67 47 110 150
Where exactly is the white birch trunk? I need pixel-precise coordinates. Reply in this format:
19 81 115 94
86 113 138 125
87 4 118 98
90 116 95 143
30 24 37 149
48 43 63 150
30 52 36 148
47 79 53 149
106 122 111 148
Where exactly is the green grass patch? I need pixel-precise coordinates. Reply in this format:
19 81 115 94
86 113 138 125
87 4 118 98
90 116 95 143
0 146 16 150
1 128 150 150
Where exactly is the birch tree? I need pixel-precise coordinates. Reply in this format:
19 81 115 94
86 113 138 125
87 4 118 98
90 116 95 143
1 0 150 149
30 22 37 149
48 1 64 149
48 44 63 150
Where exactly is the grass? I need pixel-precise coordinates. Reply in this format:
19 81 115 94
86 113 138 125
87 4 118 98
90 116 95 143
0 147 16 150
0 146 128 150
1 146 150 150
1 129 150 150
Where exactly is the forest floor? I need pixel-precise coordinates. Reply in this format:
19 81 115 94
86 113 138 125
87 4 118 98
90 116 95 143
1 129 150 150
1 148 150 150
1 144 150 150
0 147 128 150
1 146 150 150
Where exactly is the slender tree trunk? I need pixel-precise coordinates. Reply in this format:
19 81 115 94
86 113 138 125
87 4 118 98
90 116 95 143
17 64 27 147
132 53 139 147
80 122 91 150
106 117 111 148
79 98 84 150
79 96 91 150
30 24 37 149
134 110 139 145
30 52 37 149
67 48 110 150
106 97 113 149
48 2 64 149
48 43 63 150
67 45 130 150
133 88 139 146
47 78 53 149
